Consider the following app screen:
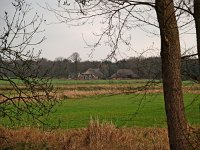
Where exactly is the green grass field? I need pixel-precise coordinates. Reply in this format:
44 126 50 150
1 79 200 129
0 78 195 86
0 78 152 86
48 93 200 128
2 93 199 129
51 79 151 85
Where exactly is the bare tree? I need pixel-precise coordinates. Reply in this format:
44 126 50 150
193 0 200 78
174 0 200 81
156 0 188 149
0 0 57 124
68 52 81 78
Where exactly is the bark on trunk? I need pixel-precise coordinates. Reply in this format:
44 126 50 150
155 0 188 149
194 0 200 78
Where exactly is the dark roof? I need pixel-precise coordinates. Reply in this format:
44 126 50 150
111 69 138 78
82 68 103 78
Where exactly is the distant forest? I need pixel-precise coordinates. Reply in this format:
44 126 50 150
1 56 199 80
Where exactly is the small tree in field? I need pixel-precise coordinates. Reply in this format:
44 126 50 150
0 0 57 124
68 52 81 78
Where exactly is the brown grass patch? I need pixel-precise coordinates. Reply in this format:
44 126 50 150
0 120 170 150
56 84 163 99
56 84 200 99
2 84 200 99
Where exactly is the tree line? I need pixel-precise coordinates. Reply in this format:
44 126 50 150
2 54 199 80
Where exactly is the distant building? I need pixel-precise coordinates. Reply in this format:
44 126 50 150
111 69 138 79
78 68 104 80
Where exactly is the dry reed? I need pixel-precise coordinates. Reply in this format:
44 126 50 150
0 120 170 150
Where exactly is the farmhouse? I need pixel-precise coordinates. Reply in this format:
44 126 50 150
111 69 138 79
79 68 103 80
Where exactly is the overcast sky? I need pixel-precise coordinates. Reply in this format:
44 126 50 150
0 0 197 61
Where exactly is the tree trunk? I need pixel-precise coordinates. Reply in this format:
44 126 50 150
75 61 78 78
194 0 200 78
155 0 189 149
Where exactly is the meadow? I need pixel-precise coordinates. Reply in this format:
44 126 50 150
1 79 200 128
0 78 196 86
1 79 200 149
37 94 200 128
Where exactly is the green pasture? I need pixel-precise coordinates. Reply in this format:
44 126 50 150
0 78 197 86
0 79 23 85
0 79 146 85
2 93 200 129
51 79 151 85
